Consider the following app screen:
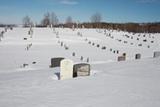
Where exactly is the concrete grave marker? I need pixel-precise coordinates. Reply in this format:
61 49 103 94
135 53 141 60
118 56 126 61
73 63 90 77
50 57 65 68
153 51 160 58
60 59 74 80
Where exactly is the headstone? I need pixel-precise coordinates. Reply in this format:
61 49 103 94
138 44 142 47
153 51 160 58
118 56 126 61
102 46 106 50
117 50 119 54
73 63 90 77
50 57 65 68
97 44 100 48
135 53 141 60
24 38 27 40
87 57 89 63
60 59 73 80
143 39 147 42
80 56 83 61
123 53 126 57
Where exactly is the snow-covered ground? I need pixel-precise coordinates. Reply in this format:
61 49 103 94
0 27 160 107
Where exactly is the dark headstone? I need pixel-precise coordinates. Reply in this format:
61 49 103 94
153 51 160 58
72 52 75 56
97 44 100 48
102 46 106 50
87 57 89 63
143 39 147 42
118 56 126 61
50 57 65 68
73 63 90 77
138 44 142 46
24 38 27 40
32 62 36 64
135 54 141 60
80 56 83 61
123 53 126 57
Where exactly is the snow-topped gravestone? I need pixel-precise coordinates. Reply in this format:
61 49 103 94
153 51 160 58
73 63 90 78
135 53 141 60
50 57 65 68
60 59 73 80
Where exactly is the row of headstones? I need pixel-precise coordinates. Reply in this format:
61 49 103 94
0 27 13 41
20 61 37 68
85 39 120 54
77 31 120 55
57 39 89 62
104 30 154 48
122 34 155 44
50 58 90 80
58 41 69 50
118 51 160 61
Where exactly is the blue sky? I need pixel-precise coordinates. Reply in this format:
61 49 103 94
0 0 160 24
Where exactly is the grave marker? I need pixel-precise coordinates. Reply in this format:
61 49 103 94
60 59 73 80
50 57 65 68
73 63 90 77
153 51 160 58
135 53 141 60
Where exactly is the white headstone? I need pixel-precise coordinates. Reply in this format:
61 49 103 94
60 59 73 80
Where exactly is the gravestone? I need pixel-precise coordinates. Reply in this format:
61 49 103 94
60 59 74 80
87 57 89 63
73 63 90 77
72 52 75 56
117 50 119 54
123 53 126 57
80 56 83 61
102 46 106 50
135 53 141 60
138 44 142 47
118 56 126 61
97 44 100 48
153 51 160 58
50 57 65 68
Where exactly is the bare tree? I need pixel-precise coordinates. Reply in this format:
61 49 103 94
66 16 73 24
41 12 50 27
50 12 59 26
90 12 102 23
65 16 73 28
23 16 31 27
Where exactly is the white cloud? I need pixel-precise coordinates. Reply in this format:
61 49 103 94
60 0 78 5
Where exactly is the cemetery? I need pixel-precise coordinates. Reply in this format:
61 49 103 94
0 0 160 106
0 26 160 107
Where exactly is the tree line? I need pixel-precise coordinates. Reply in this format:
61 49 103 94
17 12 160 33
